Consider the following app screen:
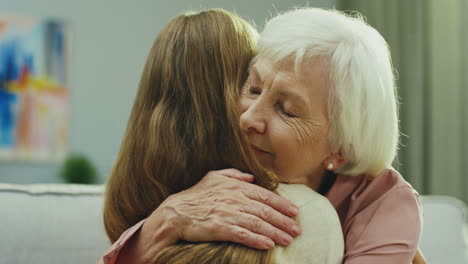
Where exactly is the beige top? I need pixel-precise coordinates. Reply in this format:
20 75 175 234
274 183 344 264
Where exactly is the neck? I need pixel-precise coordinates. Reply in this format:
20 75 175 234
305 167 327 191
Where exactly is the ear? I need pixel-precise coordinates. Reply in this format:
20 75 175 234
323 153 345 171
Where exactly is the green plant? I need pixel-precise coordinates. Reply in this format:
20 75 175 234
60 153 97 184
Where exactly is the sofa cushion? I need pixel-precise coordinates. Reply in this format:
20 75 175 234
420 195 468 264
0 183 109 264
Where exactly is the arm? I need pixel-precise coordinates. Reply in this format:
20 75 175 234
98 169 302 264
113 205 180 264
344 186 423 264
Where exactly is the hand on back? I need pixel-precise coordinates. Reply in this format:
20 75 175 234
151 168 302 250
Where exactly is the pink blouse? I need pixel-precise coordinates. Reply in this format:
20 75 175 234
326 169 423 263
97 168 423 264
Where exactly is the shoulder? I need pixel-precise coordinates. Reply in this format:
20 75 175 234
331 169 423 262
277 183 328 207
361 169 421 213
371 168 418 194
363 172 423 231
274 184 344 264
277 184 342 225
277 183 342 231
329 168 421 214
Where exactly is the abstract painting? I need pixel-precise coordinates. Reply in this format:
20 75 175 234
0 15 69 162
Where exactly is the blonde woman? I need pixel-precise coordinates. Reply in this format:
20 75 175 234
99 9 343 264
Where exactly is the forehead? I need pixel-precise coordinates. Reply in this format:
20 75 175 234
250 56 330 101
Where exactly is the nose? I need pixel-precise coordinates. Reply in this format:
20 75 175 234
239 98 267 135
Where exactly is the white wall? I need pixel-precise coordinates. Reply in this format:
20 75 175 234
0 0 335 183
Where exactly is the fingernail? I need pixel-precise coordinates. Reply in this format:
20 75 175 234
265 239 275 249
281 234 293 245
291 225 301 236
288 207 298 216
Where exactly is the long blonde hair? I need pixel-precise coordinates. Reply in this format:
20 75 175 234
103 9 278 263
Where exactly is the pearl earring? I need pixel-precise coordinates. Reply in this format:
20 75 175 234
327 163 334 170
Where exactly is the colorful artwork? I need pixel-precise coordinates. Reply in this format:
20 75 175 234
0 15 69 162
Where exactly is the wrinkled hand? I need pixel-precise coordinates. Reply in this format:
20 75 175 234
152 168 302 250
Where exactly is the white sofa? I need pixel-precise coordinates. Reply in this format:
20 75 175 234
0 183 467 264
0 184 108 264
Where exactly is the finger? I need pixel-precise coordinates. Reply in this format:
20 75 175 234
216 168 254 182
181 216 275 250
233 212 294 246
217 224 275 250
243 199 301 237
243 185 299 217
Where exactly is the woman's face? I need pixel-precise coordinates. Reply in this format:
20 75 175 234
239 56 332 190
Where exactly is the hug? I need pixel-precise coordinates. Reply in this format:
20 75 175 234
99 7 424 264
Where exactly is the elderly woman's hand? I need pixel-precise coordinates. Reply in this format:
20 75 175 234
159 168 302 248
117 169 302 264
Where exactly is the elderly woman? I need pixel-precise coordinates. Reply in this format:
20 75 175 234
100 8 343 264
101 8 423 264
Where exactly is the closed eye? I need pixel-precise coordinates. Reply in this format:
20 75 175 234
248 87 262 95
282 108 297 118
278 103 298 118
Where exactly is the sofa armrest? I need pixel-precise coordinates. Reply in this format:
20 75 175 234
420 195 468 264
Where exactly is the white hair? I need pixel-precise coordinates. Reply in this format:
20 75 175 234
258 8 398 176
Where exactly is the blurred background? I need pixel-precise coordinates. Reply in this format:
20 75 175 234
0 0 466 205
